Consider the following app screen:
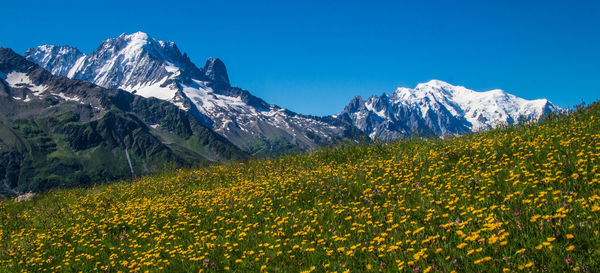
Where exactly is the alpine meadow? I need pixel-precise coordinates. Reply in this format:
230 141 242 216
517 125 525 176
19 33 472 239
2 1 600 273
0 101 598 272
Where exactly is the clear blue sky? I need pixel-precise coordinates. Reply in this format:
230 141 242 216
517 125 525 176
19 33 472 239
1 0 599 115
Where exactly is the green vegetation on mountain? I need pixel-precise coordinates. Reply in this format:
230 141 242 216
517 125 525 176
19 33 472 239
0 48 248 196
0 100 598 272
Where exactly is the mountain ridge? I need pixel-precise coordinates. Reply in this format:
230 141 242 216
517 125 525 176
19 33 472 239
336 79 561 140
0 47 248 197
24 32 562 148
26 32 363 156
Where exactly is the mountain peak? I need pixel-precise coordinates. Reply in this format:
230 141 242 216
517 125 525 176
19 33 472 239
111 32 154 57
203 57 229 85
393 80 458 100
341 96 365 113
120 31 150 41
416 79 454 89
57 31 203 91
105 32 179 59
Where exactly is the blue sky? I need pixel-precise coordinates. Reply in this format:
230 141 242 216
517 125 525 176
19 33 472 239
1 0 599 115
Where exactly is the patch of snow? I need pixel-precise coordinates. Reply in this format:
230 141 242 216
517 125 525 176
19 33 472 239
123 77 177 101
221 120 233 130
29 84 48 95
6 72 32 86
181 80 247 114
67 55 87 78
164 62 180 75
55 93 81 102
5 72 47 94
171 100 187 110
364 102 386 118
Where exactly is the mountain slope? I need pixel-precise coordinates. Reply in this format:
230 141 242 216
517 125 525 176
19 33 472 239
26 32 362 156
337 80 561 140
0 99 598 272
0 47 247 197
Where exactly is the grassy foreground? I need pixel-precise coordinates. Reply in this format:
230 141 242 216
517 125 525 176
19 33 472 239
1 103 599 273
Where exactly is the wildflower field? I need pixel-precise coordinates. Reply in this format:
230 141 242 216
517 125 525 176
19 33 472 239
1 103 599 273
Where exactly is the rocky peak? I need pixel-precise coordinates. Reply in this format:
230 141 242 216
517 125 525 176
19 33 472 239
342 96 365 113
203 57 230 86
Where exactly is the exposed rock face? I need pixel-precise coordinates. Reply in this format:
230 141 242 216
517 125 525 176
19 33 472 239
203 57 229 85
14 192 35 202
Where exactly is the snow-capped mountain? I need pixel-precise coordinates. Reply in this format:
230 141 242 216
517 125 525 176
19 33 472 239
25 32 206 108
25 32 560 149
336 80 561 140
25 32 361 155
24 45 85 77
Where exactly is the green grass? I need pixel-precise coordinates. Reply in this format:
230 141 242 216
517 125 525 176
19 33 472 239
0 102 599 272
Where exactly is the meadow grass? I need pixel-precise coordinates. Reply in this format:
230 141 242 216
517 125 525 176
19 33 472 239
0 103 599 272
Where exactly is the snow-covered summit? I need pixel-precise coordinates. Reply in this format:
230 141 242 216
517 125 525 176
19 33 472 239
25 32 212 103
338 80 561 140
120 31 150 40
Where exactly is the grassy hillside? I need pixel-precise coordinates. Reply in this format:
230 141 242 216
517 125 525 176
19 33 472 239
0 102 599 273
